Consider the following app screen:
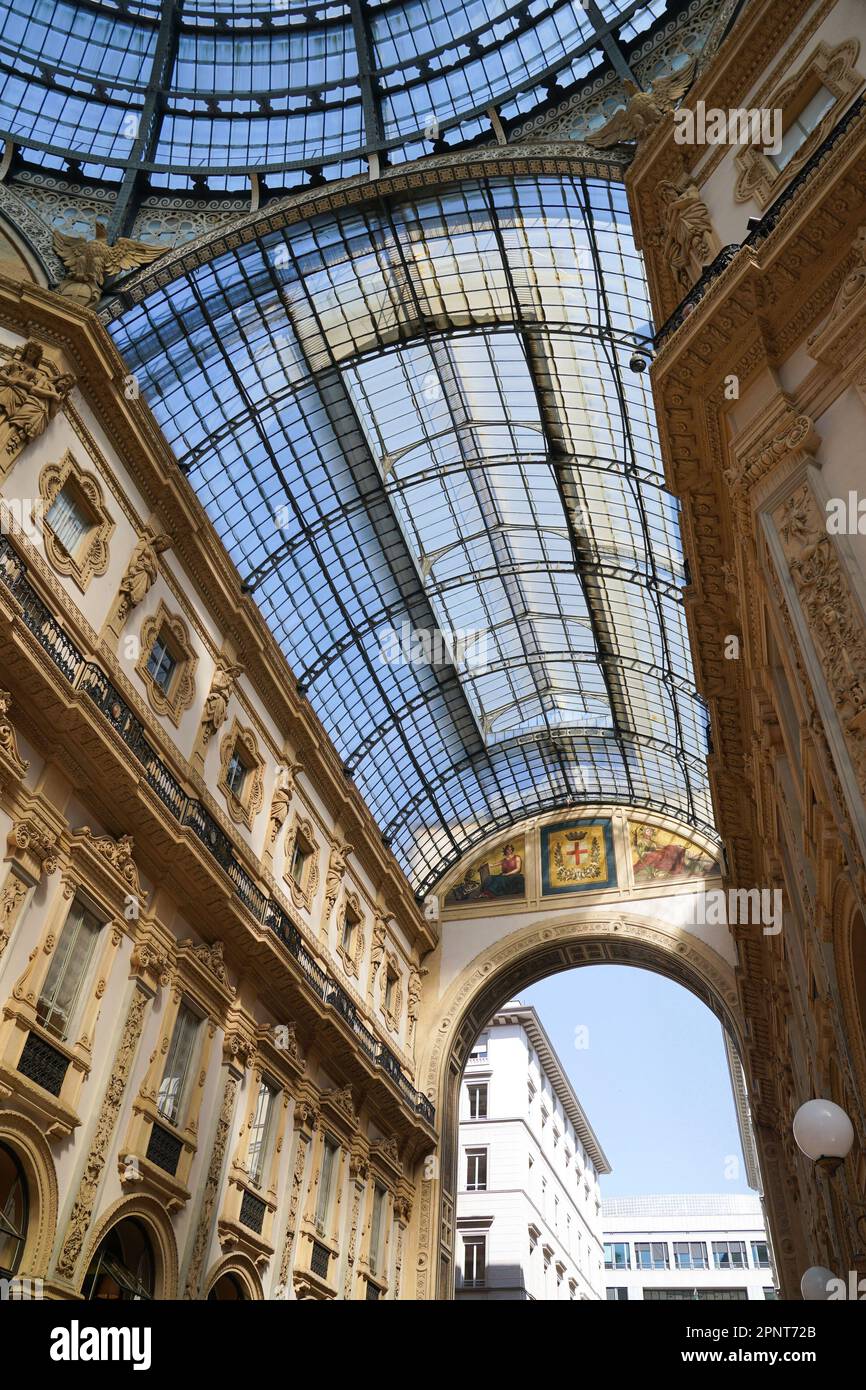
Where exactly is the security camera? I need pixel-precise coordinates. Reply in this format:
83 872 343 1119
628 352 648 373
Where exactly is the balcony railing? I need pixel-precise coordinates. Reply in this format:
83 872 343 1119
655 94 865 349
0 533 435 1129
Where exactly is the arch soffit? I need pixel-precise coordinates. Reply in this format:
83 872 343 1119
75 1192 180 1300
0 1108 59 1278
421 910 743 1107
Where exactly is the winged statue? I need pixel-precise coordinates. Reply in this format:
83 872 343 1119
52 222 165 307
585 56 697 147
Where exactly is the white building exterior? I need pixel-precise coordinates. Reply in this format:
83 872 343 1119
603 1194 778 1301
455 1002 610 1300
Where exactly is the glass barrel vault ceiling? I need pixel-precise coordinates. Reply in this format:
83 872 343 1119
109 173 714 895
1 0 677 186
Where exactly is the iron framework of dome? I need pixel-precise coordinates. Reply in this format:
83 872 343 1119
2 0 713 227
107 162 716 895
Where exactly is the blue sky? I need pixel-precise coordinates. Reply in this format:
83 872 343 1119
522 965 751 1197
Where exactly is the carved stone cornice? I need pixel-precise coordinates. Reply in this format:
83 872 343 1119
64 826 147 921
369 1134 402 1182
128 928 172 996
5 816 58 885
175 936 236 1014
319 1083 359 1138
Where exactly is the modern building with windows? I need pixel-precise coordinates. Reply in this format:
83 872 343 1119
603 1194 777 1301
0 0 865 1307
455 1002 609 1300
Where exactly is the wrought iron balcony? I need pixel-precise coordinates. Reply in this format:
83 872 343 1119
0 533 435 1130
655 94 865 349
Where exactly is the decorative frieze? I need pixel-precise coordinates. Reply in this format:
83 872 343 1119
54 987 149 1281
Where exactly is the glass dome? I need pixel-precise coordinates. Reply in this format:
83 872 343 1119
0 0 682 189
108 166 715 894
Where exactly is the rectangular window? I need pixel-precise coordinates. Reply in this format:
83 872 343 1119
37 900 102 1040
606 1287 628 1301
157 1003 201 1125
369 1184 386 1276
341 904 360 956
465 1148 488 1192
462 1235 486 1288
771 85 835 170
674 1241 708 1270
712 1240 748 1270
384 970 396 1013
225 747 248 798
644 1287 748 1301
763 1286 779 1300
290 834 312 887
636 1242 669 1271
466 1081 487 1119
751 1240 771 1268
315 1137 339 1232
45 484 92 554
604 1242 630 1270
146 632 177 694
247 1079 278 1187
468 1033 488 1061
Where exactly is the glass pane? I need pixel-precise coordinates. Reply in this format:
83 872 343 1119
158 1003 200 1124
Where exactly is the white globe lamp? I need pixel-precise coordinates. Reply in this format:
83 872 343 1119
793 1099 854 1173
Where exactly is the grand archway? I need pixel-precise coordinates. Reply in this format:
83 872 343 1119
407 803 812 1301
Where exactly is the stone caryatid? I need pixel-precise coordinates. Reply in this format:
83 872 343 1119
370 910 392 981
268 761 303 846
585 57 696 146
200 658 242 748
407 966 428 1050
323 838 353 919
0 340 75 464
658 179 720 293
53 223 165 308
116 529 172 624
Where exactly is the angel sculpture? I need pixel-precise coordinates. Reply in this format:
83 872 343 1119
52 223 165 307
585 57 696 147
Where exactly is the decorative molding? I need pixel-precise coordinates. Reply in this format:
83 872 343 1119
335 890 364 979
76 827 146 903
134 599 198 727
733 40 862 208
37 450 115 592
283 815 320 912
217 718 265 830
183 1072 239 1299
54 987 148 1280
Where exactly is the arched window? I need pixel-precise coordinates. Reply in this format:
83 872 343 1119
0 1143 28 1278
208 1272 248 1301
83 1217 155 1301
